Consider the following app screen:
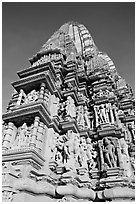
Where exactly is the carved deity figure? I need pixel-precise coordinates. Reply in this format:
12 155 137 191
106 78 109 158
83 106 91 129
119 123 132 143
63 130 76 172
16 123 28 148
12 123 33 149
107 103 115 124
54 135 64 165
24 90 39 104
50 95 60 117
99 104 107 123
86 138 97 170
79 137 88 169
103 138 117 168
50 131 59 161
65 96 76 118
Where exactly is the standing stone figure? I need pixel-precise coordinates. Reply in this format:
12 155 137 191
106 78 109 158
103 138 117 168
50 95 60 117
79 137 88 169
65 96 76 118
86 138 97 170
99 104 107 123
50 131 59 162
84 106 91 129
63 130 76 172
108 103 115 124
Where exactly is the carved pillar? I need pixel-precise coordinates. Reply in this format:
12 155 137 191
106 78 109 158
17 89 24 106
39 83 46 100
98 140 104 170
94 106 99 127
113 139 123 168
109 104 114 124
36 122 44 152
2 122 15 151
30 116 40 148
44 89 50 107
112 105 118 123
128 123 135 143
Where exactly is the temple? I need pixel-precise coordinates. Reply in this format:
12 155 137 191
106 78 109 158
2 22 135 202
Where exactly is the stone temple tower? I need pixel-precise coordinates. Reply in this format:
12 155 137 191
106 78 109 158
2 22 135 202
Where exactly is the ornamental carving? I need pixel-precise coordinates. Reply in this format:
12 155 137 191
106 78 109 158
2 21 135 202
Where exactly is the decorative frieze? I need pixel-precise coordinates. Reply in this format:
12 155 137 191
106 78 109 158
2 21 135 202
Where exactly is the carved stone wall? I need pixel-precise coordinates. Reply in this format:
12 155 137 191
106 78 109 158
2 22 135 202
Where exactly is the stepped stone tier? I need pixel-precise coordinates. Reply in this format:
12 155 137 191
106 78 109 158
2 22 135 202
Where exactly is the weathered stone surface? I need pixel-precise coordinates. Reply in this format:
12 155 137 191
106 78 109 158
2 22 135 202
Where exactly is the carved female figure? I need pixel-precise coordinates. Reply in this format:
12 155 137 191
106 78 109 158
84 106 91 129
65 96 76 118
86 138 97 170
63 130 76 171
79 137 88 169
103 138 117 168
99 104 106 123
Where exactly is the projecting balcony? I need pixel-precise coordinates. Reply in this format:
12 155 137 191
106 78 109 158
2 101 51 128
12 71 56 95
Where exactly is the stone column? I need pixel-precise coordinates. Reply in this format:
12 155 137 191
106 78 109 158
114 139 123 168
44 89 50 107
16 89 24 106
109 103 114 124
112 105 118 122
94 105 99 127
128 123 135 143
98 140 105 170
2 122 15 151
30 116 40 148
36 122 44 152
39 83 46 100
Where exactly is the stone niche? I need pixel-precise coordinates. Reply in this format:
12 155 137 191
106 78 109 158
2 21 135 202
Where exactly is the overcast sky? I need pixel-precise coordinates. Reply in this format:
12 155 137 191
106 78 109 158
2 2 135 113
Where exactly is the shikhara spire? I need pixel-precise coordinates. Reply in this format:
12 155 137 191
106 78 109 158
2 22 135 202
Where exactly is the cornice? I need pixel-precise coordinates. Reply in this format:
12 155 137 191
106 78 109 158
17 61 56 80
2 101 51 127
12 71 56 94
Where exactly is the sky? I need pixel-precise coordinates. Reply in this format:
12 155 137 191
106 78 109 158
2 2 135 113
